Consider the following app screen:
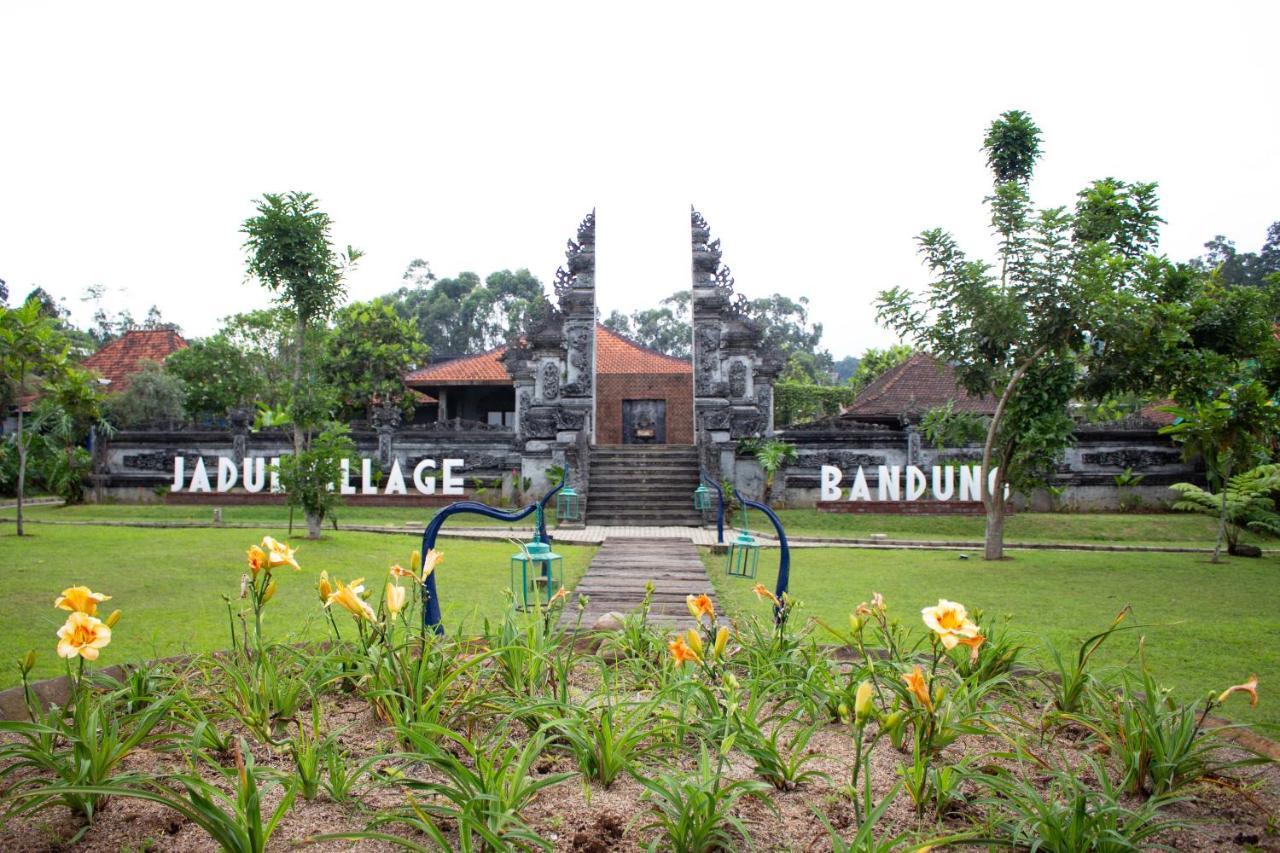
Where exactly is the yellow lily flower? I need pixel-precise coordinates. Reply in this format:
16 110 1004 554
902 665 933 712
1218 675 1259 707
54 586 111 617
921 599 981 650
327 578 375 622
422 549 443 581
261 536 300 571
56 611 112 661
686 593 715 623
385 583 407 617
246 545 268 578
318 571 333 603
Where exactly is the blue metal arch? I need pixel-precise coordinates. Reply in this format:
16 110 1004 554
699 469 726 545
419 478 565 634
732 488 791 624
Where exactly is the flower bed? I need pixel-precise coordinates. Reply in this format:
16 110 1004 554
1 538 1275 851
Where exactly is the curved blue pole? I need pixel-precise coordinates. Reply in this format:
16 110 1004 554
700 470 726 545
419 479 565 634
733 488 790 625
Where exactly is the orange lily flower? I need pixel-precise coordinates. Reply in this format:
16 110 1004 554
902 665 933 711
548 587 569 606
1218 675 1259 707
318 571 333 603
327 578 375 622
686 593 715 623
752 583 779 607
54 586 111 617
669 635 702 665
246 545 268 577
422 549 443 580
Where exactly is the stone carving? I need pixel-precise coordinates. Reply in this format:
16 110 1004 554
553 211 596 301
1080 449 1182 470
555 408 586 430
370 401 403 433
699 409 732 431
562 324 593 396
729 361 748 398
541 361 560 401
806 450 883 469
123 452 220 472
755 384 772 413
729 410 766 438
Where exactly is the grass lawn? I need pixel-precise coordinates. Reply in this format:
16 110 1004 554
0 525 594 689
7 502 549 529
771 508 1266 549
708 546 1280 730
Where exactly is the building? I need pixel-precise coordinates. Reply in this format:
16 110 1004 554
842 352 995 426
403 324 694 445
82 327 188 392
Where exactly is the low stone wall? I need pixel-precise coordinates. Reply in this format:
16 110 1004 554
759 421 1202 511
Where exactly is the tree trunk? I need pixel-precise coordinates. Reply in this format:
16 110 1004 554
985 486 1006 560
979 344 1049 561
292 314 306 458
15 409 26 537
305 512 323 540
1213 461 1231 564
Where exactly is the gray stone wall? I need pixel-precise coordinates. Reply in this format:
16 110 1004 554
756 422 1202 511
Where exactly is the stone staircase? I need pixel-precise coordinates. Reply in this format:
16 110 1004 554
586 445 704 527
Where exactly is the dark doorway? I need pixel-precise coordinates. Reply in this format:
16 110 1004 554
622 399 666 444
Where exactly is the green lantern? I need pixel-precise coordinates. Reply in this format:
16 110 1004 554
510 539 564 610
693 483 712 511
726 529 760 578
556 484 580 522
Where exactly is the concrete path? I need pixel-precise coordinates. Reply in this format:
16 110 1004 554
561 537 716 629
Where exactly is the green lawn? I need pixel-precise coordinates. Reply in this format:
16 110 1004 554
708 546 1280 729
7 502 547 529
770 508 1265 549
0 525 593 689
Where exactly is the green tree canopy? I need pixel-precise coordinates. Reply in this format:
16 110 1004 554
877 109 1171 560
165 334 265 421
323 297 429 420
103 360 187 429
386 262 544 357
846 345 914 395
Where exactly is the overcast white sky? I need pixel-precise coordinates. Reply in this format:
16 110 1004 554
2 2 1276 359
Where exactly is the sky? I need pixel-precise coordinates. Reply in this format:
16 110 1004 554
1 2 1277 360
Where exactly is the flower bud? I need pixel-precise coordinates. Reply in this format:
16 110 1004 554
849 613 865 635
410 550 421 574
837 702 851 724
713 626 730 660
261 579 278 604
318 571 332 603
240 573 249 599
686 628 704 659
854 680 875 722
104 610 122 629
723 671 740 692
19 650 36 675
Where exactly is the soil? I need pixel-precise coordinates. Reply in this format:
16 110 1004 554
1 651 1277 852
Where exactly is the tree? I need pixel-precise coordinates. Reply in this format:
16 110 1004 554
847 345 914 395
165 335 264 422
387 264 544 356
0 299 71 535
1170 463 1280 559
27 367 109 503
878 110 1166 560
103 360 187 428
832 355 860 383
1160 383 1280 562
323 297 429 421
1191 221 1280 289
276 424 355 539
747 295 833 382
603 293 692 358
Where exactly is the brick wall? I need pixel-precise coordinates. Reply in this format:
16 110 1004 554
596 373 694 445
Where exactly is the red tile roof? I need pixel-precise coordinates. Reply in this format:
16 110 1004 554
403 347 512 386
844 352 995 418
403 325 691 387
82 328 188 391
595 325 691 375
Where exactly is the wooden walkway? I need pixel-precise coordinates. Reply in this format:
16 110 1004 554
562 537 716 629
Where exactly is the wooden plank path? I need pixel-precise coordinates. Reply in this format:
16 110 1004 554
561 537 717 630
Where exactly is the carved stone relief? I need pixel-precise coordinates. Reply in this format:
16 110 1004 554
541 361 560 401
